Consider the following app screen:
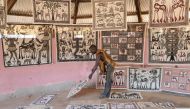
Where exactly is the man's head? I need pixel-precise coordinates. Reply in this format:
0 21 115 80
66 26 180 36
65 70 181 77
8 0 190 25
89 44 97 54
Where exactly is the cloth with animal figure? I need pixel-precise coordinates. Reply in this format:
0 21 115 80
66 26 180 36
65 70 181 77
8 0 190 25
109 92 143 100
1 25 52 67
128 68 162 91
150 0 189 27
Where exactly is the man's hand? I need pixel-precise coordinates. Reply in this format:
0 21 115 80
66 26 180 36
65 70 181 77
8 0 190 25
88 73 93 79
99 71 105 75
92 67 96 73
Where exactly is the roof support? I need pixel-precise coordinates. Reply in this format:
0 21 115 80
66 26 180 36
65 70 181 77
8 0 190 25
8 12 32 17
134 0 142 23
72 0 90 2
71 11 149 19
73 0 80 24
7 0 17 14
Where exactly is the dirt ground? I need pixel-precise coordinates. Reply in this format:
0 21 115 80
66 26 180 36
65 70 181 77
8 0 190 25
0 88 190 109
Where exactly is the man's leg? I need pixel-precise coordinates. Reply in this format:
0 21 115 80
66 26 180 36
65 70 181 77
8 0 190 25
100 64 114 98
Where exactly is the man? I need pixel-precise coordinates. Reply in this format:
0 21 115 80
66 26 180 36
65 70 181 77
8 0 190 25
88 44 116 98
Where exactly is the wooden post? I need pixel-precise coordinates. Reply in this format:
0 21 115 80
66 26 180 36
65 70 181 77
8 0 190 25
73 0 79 24
134 0 142 23
7 0 17 14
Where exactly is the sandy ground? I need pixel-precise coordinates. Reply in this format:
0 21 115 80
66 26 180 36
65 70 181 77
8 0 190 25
0 88 190 109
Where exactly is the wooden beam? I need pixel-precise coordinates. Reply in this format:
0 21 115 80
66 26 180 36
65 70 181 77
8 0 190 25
134 0 142 22
140 11 149 15
7 0 17 14
128 11 148 15
9 10 148 19
73 0 80 24
71 11 149 19
71 15 92 19
71 0 90 2
8 12 33 17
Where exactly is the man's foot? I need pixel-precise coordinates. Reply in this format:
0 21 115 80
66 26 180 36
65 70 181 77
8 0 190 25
99 95 107 99
37 61 41 64
17 60 21 65
111 80 113 83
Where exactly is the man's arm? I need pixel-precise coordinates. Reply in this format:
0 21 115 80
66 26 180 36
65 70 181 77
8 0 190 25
88 53 101 79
